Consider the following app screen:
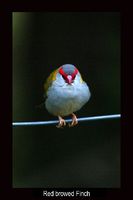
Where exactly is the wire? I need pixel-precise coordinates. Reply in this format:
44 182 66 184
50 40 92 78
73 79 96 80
12 114 121 127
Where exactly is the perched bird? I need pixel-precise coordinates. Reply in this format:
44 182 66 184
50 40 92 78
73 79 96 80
44 64 91 128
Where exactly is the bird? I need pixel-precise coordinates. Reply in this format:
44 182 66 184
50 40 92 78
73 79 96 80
44 64 91 128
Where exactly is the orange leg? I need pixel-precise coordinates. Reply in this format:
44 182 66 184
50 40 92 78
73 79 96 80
69 113 78 127
56 116 66 128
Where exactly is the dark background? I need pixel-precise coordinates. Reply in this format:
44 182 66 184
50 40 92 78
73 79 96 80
13 12 120 188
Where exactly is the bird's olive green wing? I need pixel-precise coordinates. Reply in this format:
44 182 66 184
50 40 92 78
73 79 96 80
79 72 84 83
44 68 59 96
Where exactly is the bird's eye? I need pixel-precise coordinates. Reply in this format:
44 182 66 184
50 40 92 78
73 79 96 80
62 75 66 80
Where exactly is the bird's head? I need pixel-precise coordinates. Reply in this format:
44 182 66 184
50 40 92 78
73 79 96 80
59 64 79 84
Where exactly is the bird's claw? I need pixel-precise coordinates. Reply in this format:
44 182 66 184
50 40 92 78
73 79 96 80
56 116 66 128
56 114 78 128
68 113 78 127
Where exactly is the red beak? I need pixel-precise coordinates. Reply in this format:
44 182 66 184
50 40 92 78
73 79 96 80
66 75 73 84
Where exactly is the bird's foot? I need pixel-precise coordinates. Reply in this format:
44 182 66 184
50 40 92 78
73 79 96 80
56 116 66 128
69 113 78 127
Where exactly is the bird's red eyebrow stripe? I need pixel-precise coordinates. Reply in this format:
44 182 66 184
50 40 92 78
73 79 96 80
59 67 78 78
72 68 78 78
59 67 67 76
